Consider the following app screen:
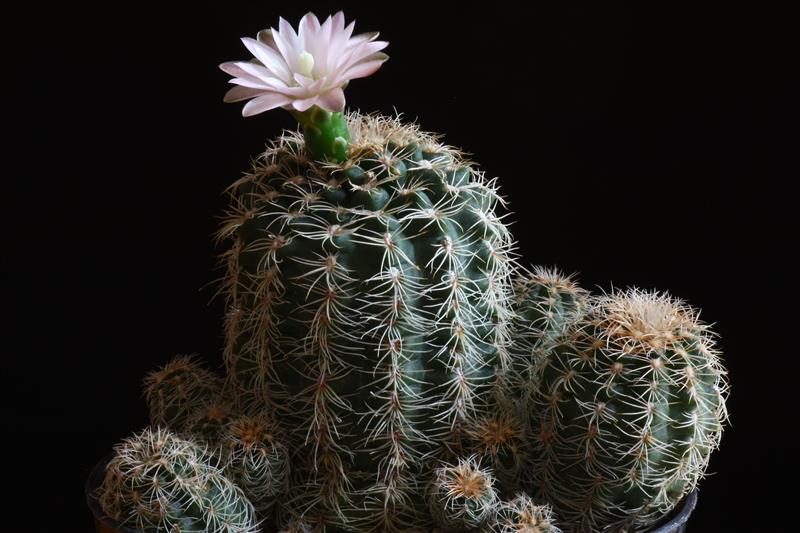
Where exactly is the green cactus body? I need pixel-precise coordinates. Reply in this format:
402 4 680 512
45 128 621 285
529 289 729 532
217 113 515 531
220 415 290 520
97 427 258 533
428 456 498 532
143 355 223 432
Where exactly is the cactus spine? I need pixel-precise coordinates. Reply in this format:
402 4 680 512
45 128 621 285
529 289 729 531
217 112 515 530
428 456 498 532
96 427 258 533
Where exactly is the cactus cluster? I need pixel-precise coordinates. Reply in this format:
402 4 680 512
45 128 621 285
96 114 729 533
93 13 730 531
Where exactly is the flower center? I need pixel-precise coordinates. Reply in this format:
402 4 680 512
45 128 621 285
299 51 315 78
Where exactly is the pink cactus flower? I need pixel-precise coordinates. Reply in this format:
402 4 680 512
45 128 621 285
220 12 389 116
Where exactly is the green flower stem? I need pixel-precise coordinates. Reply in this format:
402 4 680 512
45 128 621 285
290 106 350 163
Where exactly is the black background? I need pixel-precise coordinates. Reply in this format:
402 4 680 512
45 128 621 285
12 1 797 531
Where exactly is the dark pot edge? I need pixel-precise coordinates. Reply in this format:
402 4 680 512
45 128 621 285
647 490 698 533
86 454 699 533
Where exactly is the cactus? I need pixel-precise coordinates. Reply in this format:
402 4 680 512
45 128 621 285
217 112 515 530
143 354 223 431
220 414 290 519
491 493 561 533
466 405 527 498
96 426 258 533
428 455 499 532
184 395 236 446
508 267 588 401
528 289 729 532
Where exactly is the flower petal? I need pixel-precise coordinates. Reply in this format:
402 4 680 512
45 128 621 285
240 37 291 83
234 61 287 88
223 85 264 103
272 19 301 72
291 96 319 112
325 16 354 74
316 87 346 113
229 77 274 90
298 12 321 49
278 16 300 50
337 39 389 72
257 28 277 48
242 92 293 116
340 58 387 81
219 61 250 78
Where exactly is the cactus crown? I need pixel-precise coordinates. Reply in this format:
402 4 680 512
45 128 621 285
429 455 499 531
470 411 524 458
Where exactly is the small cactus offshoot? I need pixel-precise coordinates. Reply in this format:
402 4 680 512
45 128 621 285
492 493 561 533
185 396 235 446
467 406 527 498
96 426 258 533
143 354 223 431
220 414 290 518
428 455 499 532
529 289 729 532
509 267 588 402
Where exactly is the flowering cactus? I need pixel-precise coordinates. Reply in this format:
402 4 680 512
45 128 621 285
217 12 515 531
109 11 731 533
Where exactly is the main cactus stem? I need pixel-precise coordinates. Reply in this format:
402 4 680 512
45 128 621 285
219 113 514 531
290 106 350 163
